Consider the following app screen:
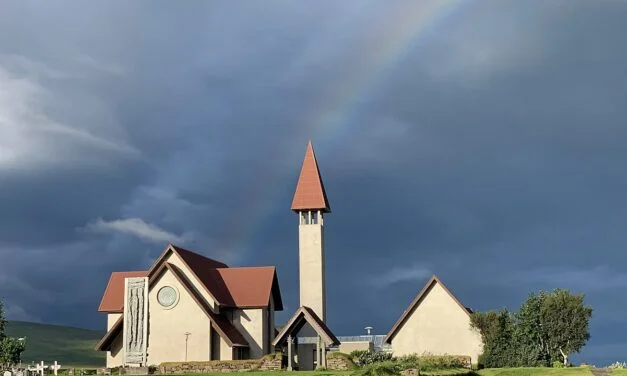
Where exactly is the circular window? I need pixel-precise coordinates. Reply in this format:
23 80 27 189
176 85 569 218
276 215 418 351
157 286 178 308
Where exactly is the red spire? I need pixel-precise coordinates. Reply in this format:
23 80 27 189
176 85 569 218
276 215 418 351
291 141 331 213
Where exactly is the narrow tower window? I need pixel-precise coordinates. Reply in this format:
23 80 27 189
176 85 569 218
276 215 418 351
300 211 310 225
311 211 318 224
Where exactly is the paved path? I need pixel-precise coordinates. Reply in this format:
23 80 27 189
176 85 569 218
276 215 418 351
591 368 611 376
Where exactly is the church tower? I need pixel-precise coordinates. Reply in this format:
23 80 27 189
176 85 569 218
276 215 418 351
291 141 331 322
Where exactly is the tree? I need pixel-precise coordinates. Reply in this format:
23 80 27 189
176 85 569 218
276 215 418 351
515 291 550 366
0 337 26 368
0 299 26 370
0 300 6 336
541 289 592 365
471 309 518 368
471 289 592 368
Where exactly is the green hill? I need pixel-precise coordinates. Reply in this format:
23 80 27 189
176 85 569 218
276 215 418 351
5 321 105 368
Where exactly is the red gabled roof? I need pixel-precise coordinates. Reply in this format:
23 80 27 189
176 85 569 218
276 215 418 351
98 244 283 312
98 271 148 312
384 275 472 344
291 141 331 212
215 266 283 310
172 244 228 269
97 263 249 351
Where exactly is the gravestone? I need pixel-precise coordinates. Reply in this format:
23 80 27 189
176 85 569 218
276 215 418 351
36 361 47 376
49 362 61 376
4 371 13 376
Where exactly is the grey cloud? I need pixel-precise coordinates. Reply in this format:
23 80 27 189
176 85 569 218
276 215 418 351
0 0 626 365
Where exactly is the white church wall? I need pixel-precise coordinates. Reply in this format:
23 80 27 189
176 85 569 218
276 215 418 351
219 336 233 360
389 282 483 364
107 313 121 331
146 269 211 365
163 252 218 312
298 222 326 321
107 333 124 368
232 308 265 359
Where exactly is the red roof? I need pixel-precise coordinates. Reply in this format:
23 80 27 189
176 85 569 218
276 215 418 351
98 271 148 312
214 267 280 308
172 244 228 269
97 263 250 351
98 244 283 313
291 141 331 212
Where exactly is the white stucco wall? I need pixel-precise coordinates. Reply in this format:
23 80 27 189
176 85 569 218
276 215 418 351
299 221 326 321
220 336 233 360
107 313 122 331
390 282 483 365
230 309 263 358
146 269 212 365
105 313 124 368
106 333 124 368
164 251 218 312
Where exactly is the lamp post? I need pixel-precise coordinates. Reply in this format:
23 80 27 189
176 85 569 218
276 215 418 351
364 327 374 348
184 333 191 361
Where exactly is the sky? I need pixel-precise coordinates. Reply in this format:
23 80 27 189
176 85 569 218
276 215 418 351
0 0 626 366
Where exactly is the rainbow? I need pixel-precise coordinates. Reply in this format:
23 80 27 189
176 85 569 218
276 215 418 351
219 1 470 261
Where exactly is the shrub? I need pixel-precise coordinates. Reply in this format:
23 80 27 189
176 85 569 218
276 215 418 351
352 350 394 367
416 355 470 371
553 360 566 368
353 361 399 376
394 354 421 370
393 355 470 371
609 362 627 369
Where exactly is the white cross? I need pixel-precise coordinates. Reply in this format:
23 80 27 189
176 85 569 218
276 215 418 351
35 361 48 376
49 362 61 376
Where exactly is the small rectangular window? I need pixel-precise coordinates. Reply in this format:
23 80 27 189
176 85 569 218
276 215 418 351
311 211 318 224
301 212 309 224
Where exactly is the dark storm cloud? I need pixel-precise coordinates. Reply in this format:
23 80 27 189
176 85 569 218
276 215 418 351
1 0 626 365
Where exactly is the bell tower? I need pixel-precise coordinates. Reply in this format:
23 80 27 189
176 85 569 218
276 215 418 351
291 141 330 322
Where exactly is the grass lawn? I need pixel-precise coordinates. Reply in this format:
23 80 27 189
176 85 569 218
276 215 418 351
167 373 354 376
422 368 474 376
477 368 594 376
5 320 105 368
158 368 604 376
611 370 627 376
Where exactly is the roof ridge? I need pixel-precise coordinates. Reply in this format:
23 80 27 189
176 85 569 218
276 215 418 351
169 243 229 268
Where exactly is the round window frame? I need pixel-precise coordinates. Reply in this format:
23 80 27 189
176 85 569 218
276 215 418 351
157 285 179 309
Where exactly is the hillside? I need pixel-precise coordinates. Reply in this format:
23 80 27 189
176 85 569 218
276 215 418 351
5 321 106 367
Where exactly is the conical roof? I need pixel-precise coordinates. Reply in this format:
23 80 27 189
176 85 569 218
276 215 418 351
291 141 331 212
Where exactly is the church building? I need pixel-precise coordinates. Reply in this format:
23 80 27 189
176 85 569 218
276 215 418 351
95 141 338 369
95 244 282 366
